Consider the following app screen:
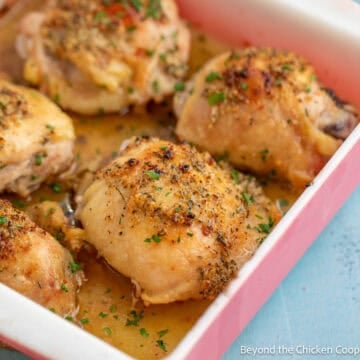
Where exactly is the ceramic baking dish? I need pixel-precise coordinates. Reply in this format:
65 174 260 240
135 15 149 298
1 0 359 359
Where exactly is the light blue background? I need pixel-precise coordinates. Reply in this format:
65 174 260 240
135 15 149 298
1 1 360 359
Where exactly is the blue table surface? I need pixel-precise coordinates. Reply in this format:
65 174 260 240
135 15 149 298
1 1 360 359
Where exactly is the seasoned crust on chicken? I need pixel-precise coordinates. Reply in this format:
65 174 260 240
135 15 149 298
17 0 190 115
78 137 279 305
0 199 81 316
0 80 75 197
174 48 359 188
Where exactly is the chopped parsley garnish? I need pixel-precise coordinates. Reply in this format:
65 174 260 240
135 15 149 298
130 0 143 12
157 329 168 338
94 11 110 24
140 328 149 337
206 71 222 83
127 25 137 32
126 310 143 326
46 124 55 131
240 82 248 91
274 77 282 86
146 171 160 180
109 304 117 313
256 217 274 234
35 154 43 166
282 63 293 71
68 261 82 273
208 92 226 105
60 284 69 292
305 86 311 93
50 182 62 193
146 0 162 19
174 82 185 92
0 216 7 225
53 93 61 103
241 192 254 205
146 49 155 57
65 316 73 322
128 86 135 94
144 234 161 243
80 318 89 325
186 232 193 237
99 312 108 318
260 148 269 161
156 339 167 352
103 327 112 336
12 200 26 209
152 80 159 93
231 169 240 184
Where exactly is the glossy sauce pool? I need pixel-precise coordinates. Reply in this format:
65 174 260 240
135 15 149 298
0 4 300 359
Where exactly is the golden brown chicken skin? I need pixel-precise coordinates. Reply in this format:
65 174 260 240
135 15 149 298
0 80 75 197
174 48 359 188
78 137 279 305
17 0 190 115
0 199 81 316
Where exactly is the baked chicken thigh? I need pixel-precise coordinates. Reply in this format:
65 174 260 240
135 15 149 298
174 48 358 188
0 79 75 197
78 137 279 305
0 199 81 316
17 0 190 114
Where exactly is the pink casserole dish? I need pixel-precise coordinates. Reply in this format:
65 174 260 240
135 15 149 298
0 0 359 359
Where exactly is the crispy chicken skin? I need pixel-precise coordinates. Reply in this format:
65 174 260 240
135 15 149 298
0 199 81 316
174 49 359 188
0 80 75 197
17 0 190 115
78 137 279 305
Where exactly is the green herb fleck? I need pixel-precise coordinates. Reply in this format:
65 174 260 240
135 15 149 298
99 312 108 318
60 284 68 292
103 327 112 336
53 93 61 103
174 82 185 92
146 171 160 180
241 192 254 205
157 329 168 338
205 71 222 83
144 234 161 243
282 63 293 71
130 0 143 12
260 148 269 161
109 304 117 313
208 92 226 105
256 217 274 234
126 310 143 326
156 339 167 352
0 216 8 225
80 318 89 325
240 82 248 90
35 154 43 166
152 80 159 93
50 182 62 193
231 169 240 184
69 261 82 273
140 328 149 337
146 0 162 19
